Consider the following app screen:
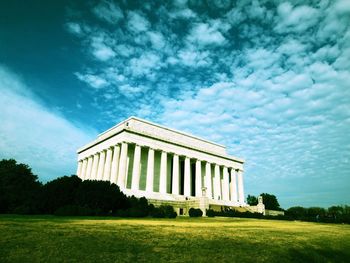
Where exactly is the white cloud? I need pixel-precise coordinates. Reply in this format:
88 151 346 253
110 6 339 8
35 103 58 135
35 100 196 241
118 84 145 99
275 3 320 33
246 48 280 70
75 73 108 89
128 52 162 77
115 44 135 57
147 31 166 50
91 36 116 61
92 0 123 24
92 44 116 61
127 11 150 33
226 7 246 25
66 22 82 36
187 22 226 45
334 0 350 14
0 66 97 181
177 49 211 67
169 8 197 19
246 0 266 20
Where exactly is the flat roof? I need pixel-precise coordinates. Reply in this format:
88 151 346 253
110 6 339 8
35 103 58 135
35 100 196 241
98 116 226 149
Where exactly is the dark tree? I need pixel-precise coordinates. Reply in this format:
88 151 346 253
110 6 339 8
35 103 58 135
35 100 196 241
328 206 344 216
307 207 326 217
260 193 281 210
286 206 307 218
0 159 42 213
247 194 258 206
41 175 82 214
75 180 129 215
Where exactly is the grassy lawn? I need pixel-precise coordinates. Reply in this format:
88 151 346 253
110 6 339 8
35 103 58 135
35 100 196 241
0 215 349 262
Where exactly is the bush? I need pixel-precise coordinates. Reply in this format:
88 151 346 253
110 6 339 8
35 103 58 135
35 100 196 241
163 205 177 218
206 209 215 217
151 207 165 218
150 205 177 218
189 208 203 217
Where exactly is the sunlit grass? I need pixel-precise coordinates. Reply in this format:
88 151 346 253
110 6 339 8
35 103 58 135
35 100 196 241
0 215 349 262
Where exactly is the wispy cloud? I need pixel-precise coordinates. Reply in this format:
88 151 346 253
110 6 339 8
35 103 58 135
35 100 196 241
0 66 97 181
75 73 109 89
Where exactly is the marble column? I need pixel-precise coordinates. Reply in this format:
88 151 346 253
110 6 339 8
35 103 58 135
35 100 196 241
76 160 83 178
103 147 113 181
117 142 128 188
110 145 120 184
230 168 238 202
205 162 212 198
223 167 230 201
146 147 155 192
159 150 167 194
214 164 221 200
85 156 93 180
237 169 245 204
131 145 141 191
184 157 191 196
80 158 88 180
96 150 106 180
195 159 202 197
172 154 179 195
91 153 99 180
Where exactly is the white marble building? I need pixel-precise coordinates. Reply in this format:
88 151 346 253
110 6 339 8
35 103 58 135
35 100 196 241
76 117 246 214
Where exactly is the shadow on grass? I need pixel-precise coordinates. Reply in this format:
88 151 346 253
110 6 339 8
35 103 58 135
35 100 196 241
288 247 347 263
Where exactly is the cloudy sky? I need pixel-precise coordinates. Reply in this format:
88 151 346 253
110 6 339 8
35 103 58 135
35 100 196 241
1 0 349 208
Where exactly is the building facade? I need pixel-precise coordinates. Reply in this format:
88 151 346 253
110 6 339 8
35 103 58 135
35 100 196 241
76 117 246 215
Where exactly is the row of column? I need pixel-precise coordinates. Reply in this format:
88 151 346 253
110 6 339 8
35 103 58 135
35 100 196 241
77 142 245 203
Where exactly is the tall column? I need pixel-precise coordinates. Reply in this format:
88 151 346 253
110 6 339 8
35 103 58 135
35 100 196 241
117 142 128 189
214 164 221 200
159 150 167 194
237 169 245 204
223 167 230 201
96 150 106 180
76 160 83 178
91 153 99 180
103 147 113 181
110 145 120 184
131 145 141 191
195 160 202 197
85 156 93 180
230 168 238 202
146 147 155 192
184 157 191 196
205 162 212 198
80 158 88 180
172 154 179 195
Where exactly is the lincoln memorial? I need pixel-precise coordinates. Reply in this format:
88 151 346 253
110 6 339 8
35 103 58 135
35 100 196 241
76 117 246 215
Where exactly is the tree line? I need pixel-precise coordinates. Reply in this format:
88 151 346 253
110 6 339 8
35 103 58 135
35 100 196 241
0 159 176 218
1 158 349 223
246 194 350 224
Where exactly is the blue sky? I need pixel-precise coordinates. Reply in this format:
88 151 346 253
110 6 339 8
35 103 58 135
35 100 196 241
0 0 349 208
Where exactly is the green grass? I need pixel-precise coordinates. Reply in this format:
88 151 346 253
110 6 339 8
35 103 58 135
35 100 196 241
0 215 349 262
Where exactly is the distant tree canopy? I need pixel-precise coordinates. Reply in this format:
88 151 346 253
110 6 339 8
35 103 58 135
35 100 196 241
247 193 281 210
0 158 166 217
0 159 42 213
260 193 281 210
247 195 258 206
